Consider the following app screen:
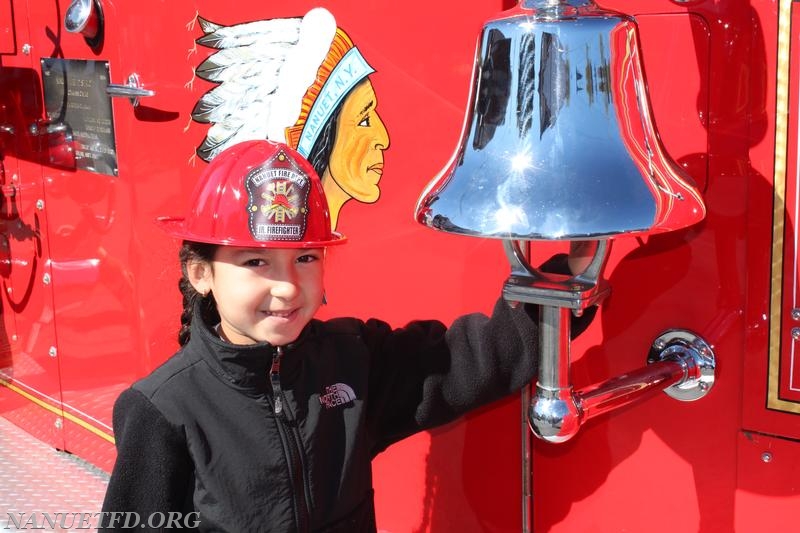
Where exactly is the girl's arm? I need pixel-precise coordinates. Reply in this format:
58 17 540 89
99 388 194 530
365 295 540 453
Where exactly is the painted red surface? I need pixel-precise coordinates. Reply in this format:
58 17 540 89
1 1 798 531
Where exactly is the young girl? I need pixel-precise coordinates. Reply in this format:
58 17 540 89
100 140 561 532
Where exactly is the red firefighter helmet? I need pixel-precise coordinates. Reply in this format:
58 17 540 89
157 140 346 248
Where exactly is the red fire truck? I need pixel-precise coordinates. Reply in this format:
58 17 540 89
1 0 798 531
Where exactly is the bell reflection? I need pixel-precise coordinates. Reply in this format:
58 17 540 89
416 1 705 240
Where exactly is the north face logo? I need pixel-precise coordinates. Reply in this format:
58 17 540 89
319 383 356 409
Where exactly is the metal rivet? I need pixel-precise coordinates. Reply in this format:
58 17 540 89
761 452 773 463
43 273 51 285
792 309 800 321
653 339 667 351
11 334 17 342
48 346 57 358
792 328 800 341
36 199 44 210
5 287 11 294
22 44 31 55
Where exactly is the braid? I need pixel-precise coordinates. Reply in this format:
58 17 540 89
178 241 219 346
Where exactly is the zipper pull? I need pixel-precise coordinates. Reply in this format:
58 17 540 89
270 346 284 416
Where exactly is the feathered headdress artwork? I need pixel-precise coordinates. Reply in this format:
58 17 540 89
192 8 337 162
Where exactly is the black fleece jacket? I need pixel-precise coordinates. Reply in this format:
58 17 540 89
100 297 542 532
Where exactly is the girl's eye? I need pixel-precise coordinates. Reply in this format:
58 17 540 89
358 115 371 127
297 254 319 264
243 258 266 267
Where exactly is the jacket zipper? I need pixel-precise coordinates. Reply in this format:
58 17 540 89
269 347 284 415
270 346 312 532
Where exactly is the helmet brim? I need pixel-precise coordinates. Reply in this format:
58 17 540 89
155 217 347 248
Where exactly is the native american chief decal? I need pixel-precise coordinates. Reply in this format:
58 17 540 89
191 7 390 231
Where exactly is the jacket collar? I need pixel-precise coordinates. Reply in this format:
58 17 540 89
185 299 311 391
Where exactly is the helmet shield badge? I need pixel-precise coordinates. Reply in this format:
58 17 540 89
246 150 311 243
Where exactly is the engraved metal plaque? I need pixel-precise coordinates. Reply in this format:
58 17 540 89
41 58 118 176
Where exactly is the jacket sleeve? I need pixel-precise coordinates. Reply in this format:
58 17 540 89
99 387 194 530
365 296 539 454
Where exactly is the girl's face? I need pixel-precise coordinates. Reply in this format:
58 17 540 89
189 247 325 346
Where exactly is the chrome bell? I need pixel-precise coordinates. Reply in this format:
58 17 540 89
415 0 705 240
414 1 712 446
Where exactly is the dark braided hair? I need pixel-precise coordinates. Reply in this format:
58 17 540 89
307 108 340 178
178 241 220 346
307 80 370 177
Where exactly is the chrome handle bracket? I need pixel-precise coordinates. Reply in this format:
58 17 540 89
502 239 611 312
504 237 717 443
528 327 717 443
106 73 155 107
648 329 716 401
